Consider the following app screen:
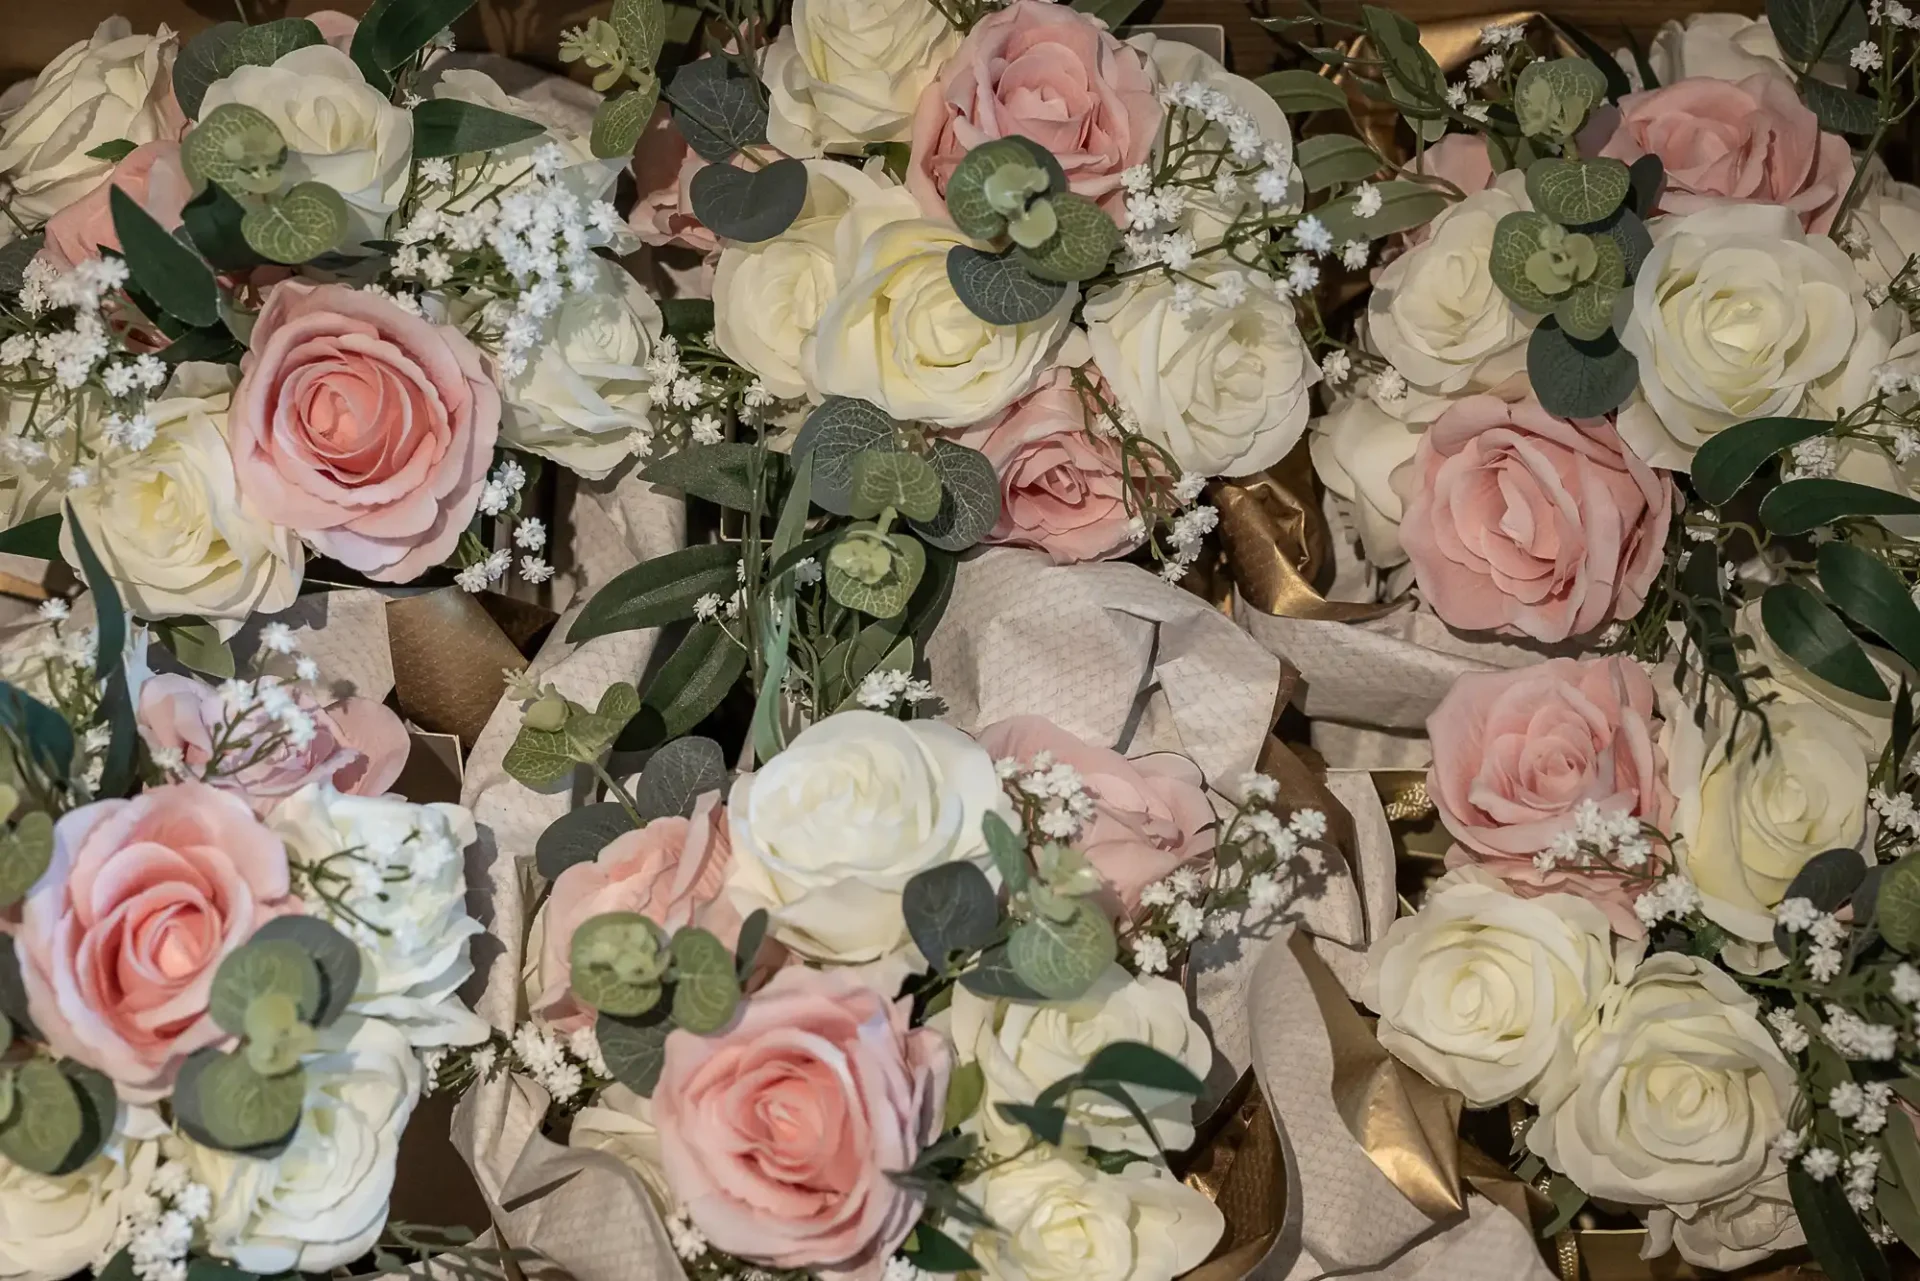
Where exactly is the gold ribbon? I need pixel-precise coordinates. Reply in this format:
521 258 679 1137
385 589 537 748
1181 1073 1289 1281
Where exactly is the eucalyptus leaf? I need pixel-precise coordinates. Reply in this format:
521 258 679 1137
192 1052 306 1153
904 1223 980 1274
959 942 1045 1000
592 79 662 160
0 813 54 912
598 1009 671 1095
251 915 361 1028
612 0 668 71
358 0 478 79
668 57 768 162
825 528 925 618
0 1060 81 1175
1877 854 1920 954
1769 0 1869 65
1527 322 1638 420
180 182 264 272
535 803 638 881
1526 158 1632 226
1014 192 1119 283
1817 540 1920 674
1007 900 1115 1000
947 247 1071 326
1553 281 1619 341
208 938 324 1035
412 98 550 159
242 183 350 263
1760 582 1888 702
1773 848 1870 949
903 861 1000 967
1296 134 1382 192
983 811 1030 893
689 158 808 243
181 104 286 196
1255 69 1348 113
1489 211 1561 313
912 441 1001 551
1761 478 1920 535
1802 77 1878 135
171 23 244 120
570 912 667 1016
569 543 743 642
152 617 235 679
945 137 1066 240
635 736 729 821
670 927 741 1033
792 398 897 516
850 450 944 523
621 624 747 751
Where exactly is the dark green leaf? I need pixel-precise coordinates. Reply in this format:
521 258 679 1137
996 1101 1068 1144
598 1008 671 1095
111 187 218 328
1818 540 1920 673
1547 17 1633 101
0 515 60 561
669 927 741 1033
411 98 550 158
1079 1040 1205 1095
1772 847 1869 949
1760 583 1888 701
947 246 1070 326
64 509 135 797
642 443 768 511
1790 1162 1890 1281
1312 180 1449 244
904 1222 980 1273
1769 0 1869 65
180 182 264 272
0 814 54 915
569 543 744 642
912 441 1000 552
1879 854 1920 954
251 914 361 1028
1762 478 1920 535
960 942 1045 1000
1691 417 1831 506
635 735 729 821
1255 69 1348 113
87 140 138 163
983 812 1029 892
660 298 714 340
0 1059 82 1174
668 57 769 162
1527 322 1638 420
1626 154 1664 217
152 617 235 679
793 398 897 516
689 158 808 243
171 23 243 120
1296 134 1382 192
620 623 748 751
349 0 400 90
173 1051 304 1155
1580 204 1653 279
903 862 1000 967
750 592 792 765
944 136 1067 240
535 803 638 881
1802 78 1878 135
0 683 73 783
734 908 769 981
363 0 477 77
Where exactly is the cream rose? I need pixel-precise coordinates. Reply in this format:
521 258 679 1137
0 19 184 224
765 0 959 157
1675 699 1870 943
1364 171 1536 424
570 1084 671 1207
804 216 1076 428
1309 395 1421 567
1085 263 1317 477
1644 1166 1805 1272
1617 202 1886 471
426 69 622 211
726 710 1013 967
947 964 1211 1157
502 256 664 478
271 783 489 1048
1855 179 1920 291
1737 600 1899 751
199 45 412 248
0 1144 156 1281
190 1015 422 1274
962 1154 1223 1281
714 162 910 400
1528 953 1793 1208
59 364 301 634
1638 14 1800 85
1363 877 1629 1108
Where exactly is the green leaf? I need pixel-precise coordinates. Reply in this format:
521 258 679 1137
911 441 1000 552
241 183 350 264
1760 582 1889 702
0 236 44 296
152 617 235 679
180 182 264 272
960 942 1045 1000
1256 69 1348 113
850 451 944 523
64 509 134 798
87 139 138 163
1014 192 1119 284
751 592 793 765
944 136 1067 240
734 908 769 980
1312 180 1449 245
568 684 643 762
1296 134 1382 192
1790 1162 1891 1281
1360 5 1448 120
1761 478 1920 535
111 187 218 328
220 19 324 79
171 23 244 120
689 158 808 243
569 543 744 642
620 623 748 751
634 735 728 821
1078 1039 1206 1096
412 98 550 159
1772 847 1869 949
1526 158 1632 227
1881 1110 1920 1256
946 246 1070 326
570 912 667 1016
904 1223 981 1274
1691 417 1832 505
592 79 662 160
535 803 638 881
1546 18 1634 102
612 0 668 70
1769 0 1869 65
983 812 1029 892
251 915 362 1028
1007 899 1115 1000
0 684 73 783
1489 211 1561 313
944 1059 985 1130
825 528 925 619
598 1009 671 1095
0 1060 82 1175
180 1051 306 1154
361 0 477 77
642 443 763 510
1554 281 1619 341
1878 854 1920 954
773 452 815 568
182 103 287 196
56 1063 115 1176
903 862 1000 967
1818 541 1920 673
502 726 576 788
1802 77 1878 135
793 398 897 516
670 927 741 1033
668 57 768 162
995 1101 1068 1144
208 938 324 1036
1527 322 1638 420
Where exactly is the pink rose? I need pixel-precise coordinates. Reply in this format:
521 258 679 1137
978 715 1213 915
1398 395 1674 643
43 140 193 269
530 793 737 1033
136 672 410 814
907 0 1159 221
1597 73 1853 232
1429 656 1673 936
629 103 719 257
950 369 1140 564
654 966 951 1281
305 10 360 50
15 781 299 1099
231 281 499 582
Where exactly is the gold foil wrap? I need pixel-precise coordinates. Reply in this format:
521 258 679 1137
386 589 538 748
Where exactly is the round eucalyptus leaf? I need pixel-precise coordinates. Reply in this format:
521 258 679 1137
598 1010 671 1095
912 440 1001 551
945 137 1068 240
1527 322 1639 420
668 57 769 162
947 246 1071 326
208 938 323 1036
670 927 741 1034
1525 158 1632 228
250 915 361 1029
849 449 944 523
825 527 926 619
0 811 53 913
1014 191 1120 283
241 182 350 263
0 1059 82 1175
1488 211 1560 313
792 398 897 516
571 912 669 1016
1554 281 1620 341
611 0 667 71
689 158 808 244
1007 900 1115 1000
182 104 287 196
592 78 661 160
190 1053 306 1153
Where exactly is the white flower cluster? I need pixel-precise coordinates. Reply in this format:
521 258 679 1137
456 459 554 590
1159 502 1219 584
855 668 939 711
1120 79 1293 273
100 1160 212 1281
1784 435 1839 480
995 749 1099 841
1828 1079 1894 1136
1873 786 1920 843
1535 798 1656 871
1775 895 1851 981
219 674 318 751
1632 873 1703 928
509 1021 602 1103
665 1208 709 1262
1823 1003 1901 1060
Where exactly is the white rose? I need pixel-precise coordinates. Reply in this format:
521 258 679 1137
1638 14 1799 85
502 256 664 478
1308 395 1421 567
1528 953 1792 1208
765 0 959 157
947 965 1211 1157
62 364 301 635
962 1154 1223 1281
1617 202 1888 471
714 162 906 400
0 1144 156 1281
1643 1166 1804 1272
1364 171 1535 424
726 709 1013 966
804 216 1076 428
270 783 489 1048
0 20 182 224
1675 699 1869 943
1854 179 1920 290
1086 262 1317 477
1362 880 1628 1108
570 1084 671 1207
426 69 622 211
190 1015 421 1274
200 45 413 248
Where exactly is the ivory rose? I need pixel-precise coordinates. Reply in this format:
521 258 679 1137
16 781 298 1100
765 0 960 157
528 794 736 1033
1398 395 1674 642
977 716 1213 914
1640 14 1799 85
0 19 185 224
1528 953 1794 1207
230 281 499 582
962 1154 1223 1281
0 1144 156 1281
137 673 409 811
907 0 1159 220
653 966 951 1281
1597 74 1852 231
42 141 192 268
1429 657 1673 935
1643 1167 1805 1272
1308 395 1421 568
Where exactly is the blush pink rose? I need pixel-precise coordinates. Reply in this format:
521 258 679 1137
950 369 1140 564
231 281 499 582
1429 656 1673 936
1398 395 1674 643
43 140 193 269
15 781 299 1099
305 10 360 50
136 673 410 814
1597 73 1853 231
654 965 951 1281
978 715 1214 915
531 793 738 1033
629 103 719 258
907 0 1159 220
